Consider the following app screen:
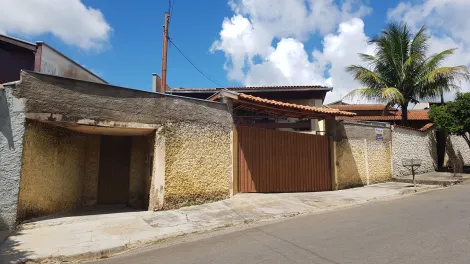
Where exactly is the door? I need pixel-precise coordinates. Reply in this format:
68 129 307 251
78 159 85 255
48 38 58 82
98 136 132 204
238 126 331 193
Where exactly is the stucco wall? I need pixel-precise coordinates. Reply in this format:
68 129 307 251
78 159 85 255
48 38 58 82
81 135 100 206
335 121 392 189
17 121 97 221
0 87 26 235
163 122 232 209
392 126 437 177
129 136 151 209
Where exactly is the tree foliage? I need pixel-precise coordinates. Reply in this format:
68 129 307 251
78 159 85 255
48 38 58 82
346 23 470 124
429 92 470 148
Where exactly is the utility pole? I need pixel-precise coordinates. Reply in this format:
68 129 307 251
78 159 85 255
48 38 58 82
161 12 170 93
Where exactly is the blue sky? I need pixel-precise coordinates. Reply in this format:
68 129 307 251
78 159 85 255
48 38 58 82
2 0 469 102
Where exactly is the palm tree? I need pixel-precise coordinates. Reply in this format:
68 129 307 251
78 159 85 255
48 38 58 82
346 23 470 124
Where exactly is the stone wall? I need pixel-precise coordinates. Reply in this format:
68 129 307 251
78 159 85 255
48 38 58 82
17 121 90 221
335 121 392 189
162 122 232 209
392 126 437 177
0 87 26 236
445 135 470 170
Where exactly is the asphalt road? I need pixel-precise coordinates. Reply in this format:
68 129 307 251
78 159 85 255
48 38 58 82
91 184 470 264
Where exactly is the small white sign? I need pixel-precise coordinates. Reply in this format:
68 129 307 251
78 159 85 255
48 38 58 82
375 128 384 134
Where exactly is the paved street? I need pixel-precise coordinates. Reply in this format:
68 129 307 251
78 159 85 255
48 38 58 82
89 183 470 264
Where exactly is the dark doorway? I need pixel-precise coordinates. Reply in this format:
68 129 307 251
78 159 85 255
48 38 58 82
436 130 446 170
98 136 132 204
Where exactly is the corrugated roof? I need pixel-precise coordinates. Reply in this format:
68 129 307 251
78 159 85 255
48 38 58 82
238 93 355 116
169 85 332 93
329 104 397 111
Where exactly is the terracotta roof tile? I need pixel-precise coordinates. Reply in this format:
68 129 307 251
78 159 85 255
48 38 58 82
336 110 429 121
393 123 434 132
419 123 434 132
238 93 356 116
329 104 397 111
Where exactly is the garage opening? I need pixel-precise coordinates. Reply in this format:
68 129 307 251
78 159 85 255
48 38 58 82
17 120 155 222
98 136 132 204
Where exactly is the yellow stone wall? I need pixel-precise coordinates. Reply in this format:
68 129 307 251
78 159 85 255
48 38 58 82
367 141 392 183
163 122 232 209
336 138 392 189
336 139 367 189
18 121 88 220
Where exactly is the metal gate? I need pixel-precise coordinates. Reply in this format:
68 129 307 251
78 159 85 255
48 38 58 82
238 126 331 193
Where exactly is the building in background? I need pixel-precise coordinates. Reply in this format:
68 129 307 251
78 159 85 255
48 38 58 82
0 34 106 84
167 84 333 134
327 102 431 130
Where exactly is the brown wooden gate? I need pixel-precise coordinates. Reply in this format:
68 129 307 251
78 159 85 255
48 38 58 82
238 126 331 193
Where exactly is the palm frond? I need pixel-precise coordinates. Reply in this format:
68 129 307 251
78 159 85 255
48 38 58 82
346 65 384 89
410 25 429 56
343 87 404 105
381 87 405 104
422 49 457 74
425 65 470 83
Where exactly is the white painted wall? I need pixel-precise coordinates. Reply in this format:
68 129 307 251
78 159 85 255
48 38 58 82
39 44 106 84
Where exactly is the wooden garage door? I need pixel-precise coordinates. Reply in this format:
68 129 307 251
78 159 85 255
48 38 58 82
98 136 132 204
238 126 331 193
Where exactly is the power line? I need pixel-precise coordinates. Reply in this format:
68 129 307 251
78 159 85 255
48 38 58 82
168 38 225 87
170 0 175 16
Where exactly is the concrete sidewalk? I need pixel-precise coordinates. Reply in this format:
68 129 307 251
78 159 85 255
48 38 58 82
1 182 438 263
393 171 470 186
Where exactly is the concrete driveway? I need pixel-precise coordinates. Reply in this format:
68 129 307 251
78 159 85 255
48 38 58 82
1 182 438 263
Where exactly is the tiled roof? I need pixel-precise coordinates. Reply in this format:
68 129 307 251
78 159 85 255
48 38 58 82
169 85 332 92
238 93 356 116
336 110 429 121
419 123 434 132
393 123 435 132
328 104 397 111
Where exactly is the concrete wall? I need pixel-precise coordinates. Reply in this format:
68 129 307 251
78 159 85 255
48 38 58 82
39 43 106 84
334 121 392 189
0 87 26 236
162 122 232 209
17 121 93 221
392 126 437 177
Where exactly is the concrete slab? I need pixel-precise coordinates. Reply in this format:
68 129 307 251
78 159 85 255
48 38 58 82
0 182 439 263
393 171 470 186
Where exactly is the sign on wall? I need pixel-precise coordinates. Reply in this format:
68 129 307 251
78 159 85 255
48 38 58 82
375 128 384 141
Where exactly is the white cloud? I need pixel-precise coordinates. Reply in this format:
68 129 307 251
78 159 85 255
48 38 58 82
0 0 112 50
388 0 470 99
211 0 372 103
317 18 376 103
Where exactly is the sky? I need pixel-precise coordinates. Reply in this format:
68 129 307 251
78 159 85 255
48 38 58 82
1 0 470 103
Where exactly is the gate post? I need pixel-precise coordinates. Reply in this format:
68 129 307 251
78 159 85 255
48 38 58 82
326 117 338 190
232 125 239 196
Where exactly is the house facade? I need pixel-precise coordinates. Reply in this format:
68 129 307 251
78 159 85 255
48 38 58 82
0 34 106 84
1 71 233 235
